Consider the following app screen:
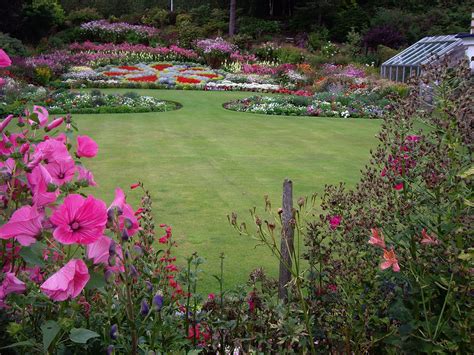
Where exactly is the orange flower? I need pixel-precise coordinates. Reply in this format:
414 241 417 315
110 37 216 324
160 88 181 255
368 228 386 248
380 248 400 272
420 228 439 245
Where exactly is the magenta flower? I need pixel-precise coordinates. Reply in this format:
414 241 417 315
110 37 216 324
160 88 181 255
1 272 26 295
50 194 107 245
33 138 71 165
76 165 97 186
109 188 139 236
0 206 43 246
0 115 14 133
0 49 11 67
40 259 90 301
27 164 59 207
31 106 49 127
45 117 64 131
86 235 124 271
76 135 98 158
329 215 342 229
45 159 76 185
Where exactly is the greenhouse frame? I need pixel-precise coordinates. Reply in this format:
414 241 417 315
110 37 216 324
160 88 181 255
380 35 466 82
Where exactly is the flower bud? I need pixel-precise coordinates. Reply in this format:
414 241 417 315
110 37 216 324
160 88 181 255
106 345 114 355
153 294 164 311
109 240 116 257
129 265 138 278
104 269 115 284
140 299 149 316
145 281 153 293
121 229 129 242
109 324 118 340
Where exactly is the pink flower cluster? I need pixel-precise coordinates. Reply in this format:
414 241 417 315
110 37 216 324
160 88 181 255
0 48 11 87
241 63 297 76
0 106 144 306
196 37 237 55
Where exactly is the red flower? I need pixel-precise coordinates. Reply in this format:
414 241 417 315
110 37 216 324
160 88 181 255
197 73 219 79
130 182 140 189
104 72 126 76
128 75 157 82
152 64 172 71
118 66 141 71
176 76 201 84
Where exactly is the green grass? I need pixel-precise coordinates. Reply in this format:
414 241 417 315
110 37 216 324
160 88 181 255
74 89 381 292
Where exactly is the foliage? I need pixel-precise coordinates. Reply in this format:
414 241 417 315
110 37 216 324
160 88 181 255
238 17 280 39
307 27 329 52
274 46 306 65
0 33 27 57
363 26 405 51
21 0 65 42
66 7 101 26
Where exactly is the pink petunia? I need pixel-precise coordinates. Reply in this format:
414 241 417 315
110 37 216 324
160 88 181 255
50 194 107 245
368 228 386 249
0 205 43 246
380 248 400 272
420 228 439 245
0 49 11 68
76 135 98 158
76 165 97 186
40 259 90 301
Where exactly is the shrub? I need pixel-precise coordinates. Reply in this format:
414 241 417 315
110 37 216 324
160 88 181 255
376 45 400 66
34 66 53 85
67 7 101 25
238 17 280 39
0 32 27 56
364 25 405 51
21 0 65 42
307 27 329 52
141 7 168 28
275 46 305 64
231 34 253 50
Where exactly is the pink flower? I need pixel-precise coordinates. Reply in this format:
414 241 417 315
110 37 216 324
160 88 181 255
33 138 71 164
380 248 400 272
0 77 4 87
31 106 49 127
0 115 14 133
76 165 97 186
329 215 342 229
0 206 43 246
420 228 439 245
406 135 420 142
394 183 404 191
45 117 64 131
368 228 386 249
109 188 139 237
1 272 26 295
45 158 76 185
208 293 216 300
86 235 124 272
27 164 59 207
0 49 11 68
40 259 90 301
50 194 107 245
76 135 98 158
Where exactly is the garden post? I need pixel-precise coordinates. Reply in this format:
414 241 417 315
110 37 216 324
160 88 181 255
278 178 295 301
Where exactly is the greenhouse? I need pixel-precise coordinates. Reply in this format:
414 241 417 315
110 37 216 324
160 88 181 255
381 35 466 82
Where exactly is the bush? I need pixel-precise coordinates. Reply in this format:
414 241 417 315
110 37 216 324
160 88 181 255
376 45 400 66
0 32 27 56
67 7 101 25
364 26 405 51
307 27 329 52
238 17 280 39
34 66 53 85
231 34 253 50
21 0 65 42
275 46 305 64
141 7 168 28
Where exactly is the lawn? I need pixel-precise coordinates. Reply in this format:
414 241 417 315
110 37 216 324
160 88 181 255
74 89 382 292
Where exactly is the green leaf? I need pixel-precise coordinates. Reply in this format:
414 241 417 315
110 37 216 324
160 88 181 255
19 242 46 267
85 271 106 290
0 340 35 349
41 320 60 352
458 166 474 179
69 328 99 344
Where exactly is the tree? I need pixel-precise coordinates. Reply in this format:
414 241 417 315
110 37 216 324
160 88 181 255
229 0 236 36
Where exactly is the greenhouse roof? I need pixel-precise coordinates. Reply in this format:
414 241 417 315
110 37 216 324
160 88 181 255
382 35 463 67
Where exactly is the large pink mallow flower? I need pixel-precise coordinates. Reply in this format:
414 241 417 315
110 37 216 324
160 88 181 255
86 235 124 272
76 135 98 158
0 115 14 133
31 106 49 127
40 259 90 301
33 137 71 164
109 188 139 236
45 158 76 186
50 194 107 245
27 164 59 207
0 49 11 67
0 206 43 246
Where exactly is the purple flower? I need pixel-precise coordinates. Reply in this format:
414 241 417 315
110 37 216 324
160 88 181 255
153 294 164 311
109 324 118 340
140 299 149 316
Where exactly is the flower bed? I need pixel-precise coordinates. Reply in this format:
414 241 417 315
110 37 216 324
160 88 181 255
40 90 180 114
63 62 225 88
224 93 391 118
